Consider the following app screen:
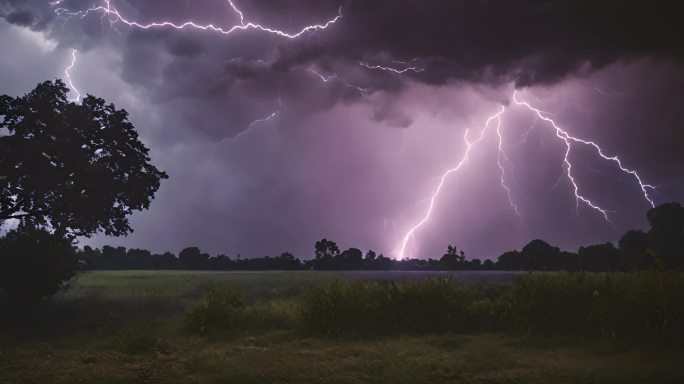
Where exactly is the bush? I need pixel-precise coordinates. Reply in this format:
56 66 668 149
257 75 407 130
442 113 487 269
297 273 684 343
0 226 78 304
297 278 478 336
185 285 245 335
509 272 684 344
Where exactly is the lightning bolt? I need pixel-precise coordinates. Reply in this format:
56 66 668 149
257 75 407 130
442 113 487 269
309 69 367 95
495 115 521 217
54 0 342 39
64 49 81 103
396 106 505 259
230 93 282 141
395 88 656 259
359 62 424 74
513 90 655 212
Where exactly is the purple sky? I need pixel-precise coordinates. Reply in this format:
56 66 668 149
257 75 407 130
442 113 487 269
1 0 683 260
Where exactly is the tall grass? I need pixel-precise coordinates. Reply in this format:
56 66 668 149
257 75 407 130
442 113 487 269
510 271 684 343
297 278 481 336
295 272 684 343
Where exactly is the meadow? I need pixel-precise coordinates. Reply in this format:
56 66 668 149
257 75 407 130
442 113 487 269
1 270 683 383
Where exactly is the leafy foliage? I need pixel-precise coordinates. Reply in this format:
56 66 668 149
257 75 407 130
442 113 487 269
0 80 167 237
185 285 245 335
298 278 478 336
0 225 77 303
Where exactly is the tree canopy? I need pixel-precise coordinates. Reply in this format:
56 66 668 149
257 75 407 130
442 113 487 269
0 80 167 237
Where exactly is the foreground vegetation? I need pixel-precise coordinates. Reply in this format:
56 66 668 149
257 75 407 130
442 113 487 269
1 270 683 383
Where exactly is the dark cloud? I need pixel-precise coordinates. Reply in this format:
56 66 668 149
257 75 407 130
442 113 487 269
4 10 32 26
272 0 684 87
0 1 682 259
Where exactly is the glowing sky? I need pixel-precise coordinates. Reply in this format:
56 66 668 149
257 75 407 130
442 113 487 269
1 0 683 259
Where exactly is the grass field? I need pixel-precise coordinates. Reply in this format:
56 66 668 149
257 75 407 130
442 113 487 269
1 270 683 384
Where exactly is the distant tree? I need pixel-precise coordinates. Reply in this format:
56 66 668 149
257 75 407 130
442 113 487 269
440 244 465 269
619 229 652 270
468 258 483 270
127 248 152 269
152 251 178 269
100 245 128 269
209 254 233 270
365 250 377 261
314 239 340 260
80 245 102 269
496 240 576 271
496 250 521 270
482 259 495 271
577 243 621 271
179 247 210 270
646 202 684 268
279 252 295 261
340 248 363 265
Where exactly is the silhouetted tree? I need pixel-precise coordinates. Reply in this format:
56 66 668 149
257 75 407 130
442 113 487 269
577 243 621 271
340 247 363 266
127 248 152 269
0 80 166 301
440 244 465 269
0 80 167 236
365 250 377 261
496 239 576 271
646 202 684 268
314 239 340 260
619 229 652 270
100 245 128 269
179 247 210 270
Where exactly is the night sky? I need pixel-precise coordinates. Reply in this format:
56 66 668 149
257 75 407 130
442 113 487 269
1 0 683 260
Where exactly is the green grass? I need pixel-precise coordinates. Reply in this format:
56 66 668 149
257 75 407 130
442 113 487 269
1 270 683 384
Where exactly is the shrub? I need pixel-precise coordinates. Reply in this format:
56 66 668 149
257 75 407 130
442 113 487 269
509 273 596 335
297 278 478 336
0 226 78 304
509 272 684 344
185 285 245 335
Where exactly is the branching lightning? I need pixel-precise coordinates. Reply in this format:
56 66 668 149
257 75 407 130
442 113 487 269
64 49 81 103
395 89 657 259
51 1 658 261
54 0 342 39
55 0 343 139
359 62 424 74
309 69 367 95
495 115 521 217
396 106 505 259
512 91 655 209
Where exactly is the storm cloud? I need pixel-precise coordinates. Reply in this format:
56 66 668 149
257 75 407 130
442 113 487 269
1 0 682 259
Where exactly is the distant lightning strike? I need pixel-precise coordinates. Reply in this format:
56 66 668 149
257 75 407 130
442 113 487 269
495 115 521 217
309 69 367 95
396 106 505 260
396 89 657 259
56 0 342 137
54 0 342 39
512 91 655 209
230 94 282 141
359 62 424 74
64 49 81 103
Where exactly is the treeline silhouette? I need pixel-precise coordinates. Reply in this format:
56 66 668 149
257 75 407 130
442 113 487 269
79 202 683 271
